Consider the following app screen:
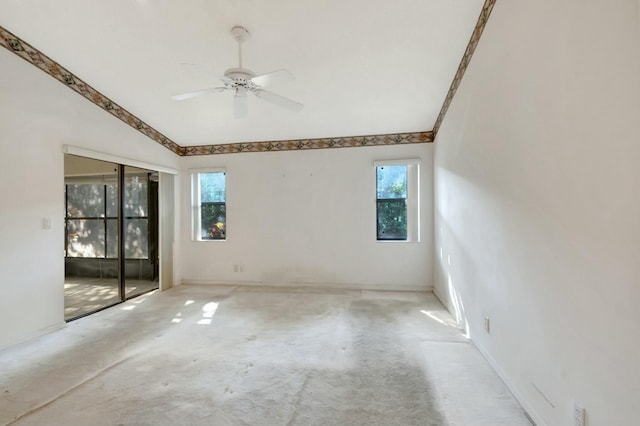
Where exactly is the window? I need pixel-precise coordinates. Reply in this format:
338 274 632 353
192 170 226 240
375 160 420 242
123 174 150 259
65 182 117 258
65 174 151 258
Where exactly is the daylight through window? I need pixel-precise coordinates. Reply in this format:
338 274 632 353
192 170 226 240
375 160 420 242
65 175 150 258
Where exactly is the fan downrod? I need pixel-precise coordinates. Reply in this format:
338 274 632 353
225 26 254 82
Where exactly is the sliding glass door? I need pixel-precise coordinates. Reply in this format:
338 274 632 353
123 166 159 299
64 156 159 320
64 157 120 319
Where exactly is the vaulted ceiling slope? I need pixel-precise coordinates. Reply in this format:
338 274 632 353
0 0 494 155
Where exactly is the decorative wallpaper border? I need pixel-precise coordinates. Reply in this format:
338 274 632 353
1 0 495 156
0 25 184 156
182 131 433 156
432 0 496 136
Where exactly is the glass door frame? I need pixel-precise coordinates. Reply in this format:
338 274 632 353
65 160 160 321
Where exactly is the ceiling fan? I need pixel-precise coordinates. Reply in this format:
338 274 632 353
171 26 303 119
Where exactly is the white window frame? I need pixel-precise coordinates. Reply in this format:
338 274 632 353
190 167 227 241
374 159 421 242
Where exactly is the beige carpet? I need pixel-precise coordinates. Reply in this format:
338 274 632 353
1 285 531 425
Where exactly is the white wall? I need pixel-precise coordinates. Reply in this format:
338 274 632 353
0 47 179 349
180 143 433 291
434 1 640 425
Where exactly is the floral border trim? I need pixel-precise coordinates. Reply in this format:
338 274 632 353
432 0 496 136
0 25 184 155
181 131 433 156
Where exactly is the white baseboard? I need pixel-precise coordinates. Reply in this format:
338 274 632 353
181 279 431 293
0 321 67 353
432 285 447 308
471 337 547 426
433 284 545 425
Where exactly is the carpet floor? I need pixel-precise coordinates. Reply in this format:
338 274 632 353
0 285 531 425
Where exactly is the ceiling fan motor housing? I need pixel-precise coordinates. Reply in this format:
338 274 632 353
224 67 259 91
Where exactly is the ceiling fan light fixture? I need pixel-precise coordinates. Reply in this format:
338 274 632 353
233 87 249 119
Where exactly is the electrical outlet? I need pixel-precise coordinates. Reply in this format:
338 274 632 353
484 317 490 333
573 401 585 426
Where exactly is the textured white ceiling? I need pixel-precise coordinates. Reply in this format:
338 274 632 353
1 0 484 146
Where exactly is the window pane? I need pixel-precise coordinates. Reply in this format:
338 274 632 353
376 165 407 199
66 184 105 218
377 199 407 240
106 184 118 217
124 218 149 259
106 218 118 258
201 203 226 240
124 175 148 217
66 219 105 257
200 172 226 202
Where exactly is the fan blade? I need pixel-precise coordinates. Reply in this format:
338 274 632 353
234 90 248 119
254 89 303 112
171 87 227 101
251 69 295 87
